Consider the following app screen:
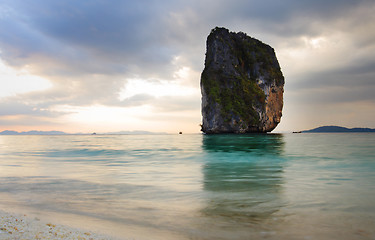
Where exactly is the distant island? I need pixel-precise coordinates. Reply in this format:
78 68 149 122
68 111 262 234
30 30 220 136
302 126 375 133
0 130 167 135
0 130 67 135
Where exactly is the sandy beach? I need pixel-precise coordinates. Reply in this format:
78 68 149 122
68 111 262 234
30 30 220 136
0 210 115 240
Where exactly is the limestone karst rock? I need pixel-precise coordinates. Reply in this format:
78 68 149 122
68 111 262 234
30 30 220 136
201 27 284 133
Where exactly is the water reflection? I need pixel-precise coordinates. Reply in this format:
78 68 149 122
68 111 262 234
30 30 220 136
202 133 285 154
201 134 286 225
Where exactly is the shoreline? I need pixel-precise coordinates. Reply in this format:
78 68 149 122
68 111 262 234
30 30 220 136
0 210 115 240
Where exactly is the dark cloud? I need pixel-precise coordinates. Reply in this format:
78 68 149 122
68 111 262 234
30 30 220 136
288 84 375 105
2 0 374 78
0 0 182 78
290 59 375 90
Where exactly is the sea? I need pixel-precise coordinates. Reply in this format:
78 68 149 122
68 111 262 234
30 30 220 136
0 133 374 240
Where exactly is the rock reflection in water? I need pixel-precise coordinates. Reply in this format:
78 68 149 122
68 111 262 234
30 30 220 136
201 134 286 225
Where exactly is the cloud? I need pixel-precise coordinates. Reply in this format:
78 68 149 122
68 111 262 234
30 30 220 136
119 94 156 107
149 95 201 113
0 96 65 129
2 0 373 77
0 0 182 77
0 96 63 117
0 0 375 131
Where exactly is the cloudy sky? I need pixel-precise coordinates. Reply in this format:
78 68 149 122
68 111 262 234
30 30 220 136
0 0 374 133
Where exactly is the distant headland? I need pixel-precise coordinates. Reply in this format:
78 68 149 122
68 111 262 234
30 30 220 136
302 126 375 133
0 130 67 135
0 130 167 135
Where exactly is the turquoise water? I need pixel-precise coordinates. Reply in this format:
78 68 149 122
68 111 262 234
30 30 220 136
0 133 375 239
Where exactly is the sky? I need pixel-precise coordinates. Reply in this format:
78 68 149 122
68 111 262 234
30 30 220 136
0 0 375 133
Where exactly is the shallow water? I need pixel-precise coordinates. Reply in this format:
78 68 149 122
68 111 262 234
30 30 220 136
0 133 374 239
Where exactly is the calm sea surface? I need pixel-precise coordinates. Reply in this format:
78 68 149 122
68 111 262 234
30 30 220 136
0 133 374 239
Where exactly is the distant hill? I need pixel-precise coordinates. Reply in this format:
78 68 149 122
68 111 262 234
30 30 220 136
0 130 67 135
103 131 167 135
302 126 375 133
0 130 168 135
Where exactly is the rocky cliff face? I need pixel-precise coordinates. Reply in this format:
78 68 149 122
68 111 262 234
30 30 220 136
201 27 284 134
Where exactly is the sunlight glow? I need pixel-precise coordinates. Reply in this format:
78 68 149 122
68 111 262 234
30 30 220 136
54 103 201 133
0 59 52 98
303 36 327 49
119 77 196 100
173 66 190 80
57 104 154 132
277 34 347 79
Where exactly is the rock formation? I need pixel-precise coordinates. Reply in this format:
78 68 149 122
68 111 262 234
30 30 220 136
200 27 284 134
